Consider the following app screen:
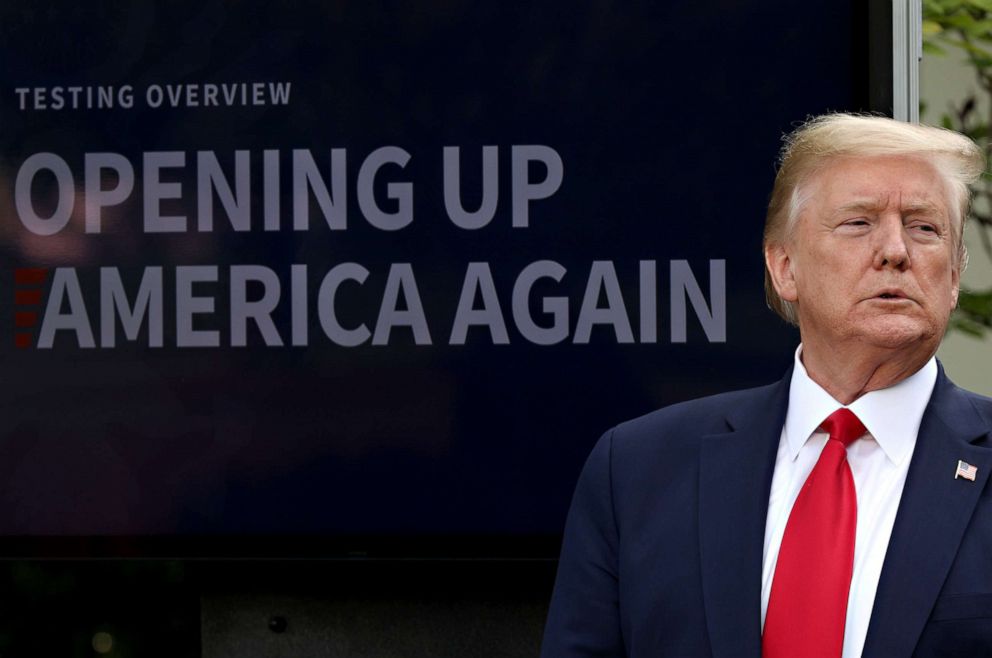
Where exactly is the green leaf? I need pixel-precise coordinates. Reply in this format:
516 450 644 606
944 36 992 59
923 0 952 18
968 123 990 139
949 315 987 337
942 12 979 30
956 288 992 332
967 19 992 36
966 0 992 13
924 18 945 35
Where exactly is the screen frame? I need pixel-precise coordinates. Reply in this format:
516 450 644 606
0 0 895 560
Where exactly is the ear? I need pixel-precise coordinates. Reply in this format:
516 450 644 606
765 242 798 303
950 260 960 309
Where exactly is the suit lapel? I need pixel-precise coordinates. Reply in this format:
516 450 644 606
862 370 992 657
698 373 789 658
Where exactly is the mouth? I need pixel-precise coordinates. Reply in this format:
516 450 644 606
873 289 911 302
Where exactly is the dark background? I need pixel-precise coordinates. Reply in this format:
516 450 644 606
0 0 884 654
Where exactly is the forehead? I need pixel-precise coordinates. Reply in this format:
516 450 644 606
806 154 952 216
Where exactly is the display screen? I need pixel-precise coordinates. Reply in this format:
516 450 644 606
0 1 871 556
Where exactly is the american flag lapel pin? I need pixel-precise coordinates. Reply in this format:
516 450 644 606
955 460 978 481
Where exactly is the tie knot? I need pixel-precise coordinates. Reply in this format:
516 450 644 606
820 408 866 447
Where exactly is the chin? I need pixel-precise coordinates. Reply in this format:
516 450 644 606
857 318 937 350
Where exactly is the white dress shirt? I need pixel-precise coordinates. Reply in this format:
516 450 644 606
760 347 937 658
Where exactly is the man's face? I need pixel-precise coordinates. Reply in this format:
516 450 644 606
766 155 960 356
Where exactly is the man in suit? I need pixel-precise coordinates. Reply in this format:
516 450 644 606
540 114 992 658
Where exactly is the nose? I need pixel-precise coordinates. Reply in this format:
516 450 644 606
873 215 910 271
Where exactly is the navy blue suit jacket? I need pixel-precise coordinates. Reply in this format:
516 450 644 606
542 365 992 657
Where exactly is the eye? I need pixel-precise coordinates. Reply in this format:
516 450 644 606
908 222 939 235
838 217 871 231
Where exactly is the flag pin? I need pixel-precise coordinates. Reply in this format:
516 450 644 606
955 460 978 481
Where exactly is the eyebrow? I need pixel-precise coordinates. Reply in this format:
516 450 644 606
834 197 944 216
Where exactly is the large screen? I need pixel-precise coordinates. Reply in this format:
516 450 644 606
0 1 874 556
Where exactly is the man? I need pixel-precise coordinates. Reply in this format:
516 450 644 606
541 114 992 658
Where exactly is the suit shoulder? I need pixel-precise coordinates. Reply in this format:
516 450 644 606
959 386 992 425
608 380 782 449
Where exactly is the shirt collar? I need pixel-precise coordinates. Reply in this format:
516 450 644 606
784 345 937 466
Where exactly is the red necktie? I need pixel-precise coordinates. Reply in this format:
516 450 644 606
763 408 866 658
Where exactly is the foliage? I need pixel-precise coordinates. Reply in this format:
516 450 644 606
923 0 992 336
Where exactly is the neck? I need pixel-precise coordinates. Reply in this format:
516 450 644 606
799 338 936 405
